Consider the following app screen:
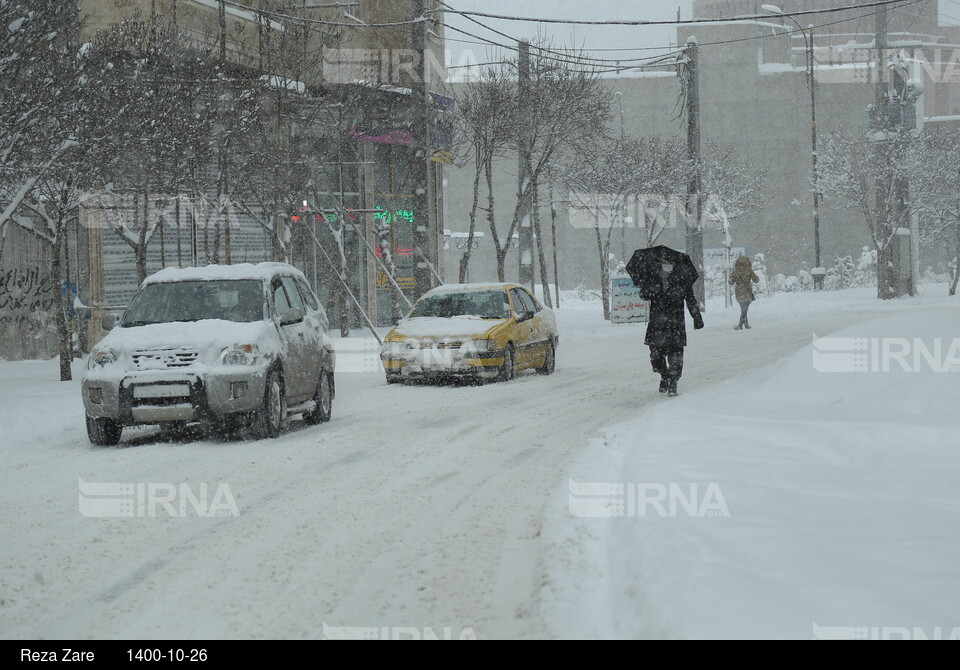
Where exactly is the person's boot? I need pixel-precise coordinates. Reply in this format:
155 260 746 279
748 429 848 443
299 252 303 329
667 378 678 397
744 317 751 330
659 376 669 393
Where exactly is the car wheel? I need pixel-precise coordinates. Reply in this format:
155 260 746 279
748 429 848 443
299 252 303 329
498 344 516 382
252 369 285 439
86 415 122 446
537 340 556 375
304 369 333 425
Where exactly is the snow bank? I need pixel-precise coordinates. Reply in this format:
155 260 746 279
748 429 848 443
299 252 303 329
541 306 960 639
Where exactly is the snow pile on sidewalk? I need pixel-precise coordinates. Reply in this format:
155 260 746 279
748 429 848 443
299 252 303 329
541 306 960 639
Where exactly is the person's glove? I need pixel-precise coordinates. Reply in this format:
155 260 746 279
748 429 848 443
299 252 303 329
693 313 705 330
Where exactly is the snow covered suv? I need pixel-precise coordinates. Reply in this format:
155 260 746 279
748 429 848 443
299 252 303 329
82 263 335 445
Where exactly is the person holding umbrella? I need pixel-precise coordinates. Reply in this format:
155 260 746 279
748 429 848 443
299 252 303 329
626 246 705 397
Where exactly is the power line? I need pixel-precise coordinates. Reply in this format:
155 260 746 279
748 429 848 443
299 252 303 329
443 0 928 64
893 0 933 36
432 0 916 27
435 1 680 66
216 0 426 28
446 51 686 76
442 21 683 69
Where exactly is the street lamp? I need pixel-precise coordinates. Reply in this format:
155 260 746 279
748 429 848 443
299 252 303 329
762 5 823 289
614 91 627 260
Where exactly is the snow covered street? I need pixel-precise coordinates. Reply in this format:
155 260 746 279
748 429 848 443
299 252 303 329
1 287 957 639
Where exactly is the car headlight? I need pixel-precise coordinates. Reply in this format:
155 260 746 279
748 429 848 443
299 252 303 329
381 340 412 355
220 344 258 365
88 349 116 369
466 339 495 353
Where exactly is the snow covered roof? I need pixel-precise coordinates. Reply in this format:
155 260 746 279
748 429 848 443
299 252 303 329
143 263 307 285
425 283 523 296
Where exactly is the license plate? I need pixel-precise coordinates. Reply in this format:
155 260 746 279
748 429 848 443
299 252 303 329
133 384 191 399
419 350 455 368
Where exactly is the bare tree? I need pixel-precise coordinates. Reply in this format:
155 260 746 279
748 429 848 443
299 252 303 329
452 67 516 283
482 45 611 285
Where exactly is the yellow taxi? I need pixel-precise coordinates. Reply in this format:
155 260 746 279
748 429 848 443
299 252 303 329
380 283 559 383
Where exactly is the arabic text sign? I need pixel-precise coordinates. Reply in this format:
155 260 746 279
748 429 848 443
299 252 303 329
610 277 648 324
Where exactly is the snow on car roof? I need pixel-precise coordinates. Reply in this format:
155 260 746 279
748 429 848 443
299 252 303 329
143 262 307 285
424 283 516 295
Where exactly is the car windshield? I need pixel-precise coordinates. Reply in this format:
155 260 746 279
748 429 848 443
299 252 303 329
121 280 264 326
408 291 509 319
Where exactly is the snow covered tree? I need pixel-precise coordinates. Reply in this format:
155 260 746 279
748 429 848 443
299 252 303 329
698 141 768 247
633 137 690 247
0 1 83 232
912 126 960 296
4 3 129 379
87 13 228 282
563 136 640 321
817 128 928 299
827 255 857 290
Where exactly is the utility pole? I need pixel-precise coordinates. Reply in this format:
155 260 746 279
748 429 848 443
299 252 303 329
874 2 898 298
762 6 823 289
809 24 823 290
684 36 704 309
218 0 227 63
890 55 914 297
411 0 432 299
218 1 229 264
518 41 534 290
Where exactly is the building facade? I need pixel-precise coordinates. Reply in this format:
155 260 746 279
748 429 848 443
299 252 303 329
441 1 960 295
0 0 449 359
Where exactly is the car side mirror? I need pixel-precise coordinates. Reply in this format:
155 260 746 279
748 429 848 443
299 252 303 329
516 310 534 323
101 313 118 331
279 307 304 326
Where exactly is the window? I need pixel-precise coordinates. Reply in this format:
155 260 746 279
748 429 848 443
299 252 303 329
296 278 320 311
281 277 305 313
520 288 542 313
121 280 263 325
273 280 292 316
510 289 533 316
409 291 509 319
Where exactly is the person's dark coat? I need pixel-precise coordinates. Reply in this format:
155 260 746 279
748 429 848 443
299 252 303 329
729 255 759 304
644 269 703 349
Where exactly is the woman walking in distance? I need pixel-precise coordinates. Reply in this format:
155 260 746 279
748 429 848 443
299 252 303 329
729 255 760 330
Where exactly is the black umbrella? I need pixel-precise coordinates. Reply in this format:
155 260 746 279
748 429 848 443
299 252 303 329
626 246 698 298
